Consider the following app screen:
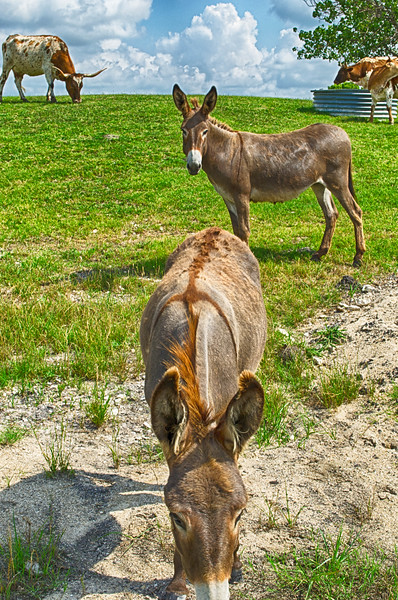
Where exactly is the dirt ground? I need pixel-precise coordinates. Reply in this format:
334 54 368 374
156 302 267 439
0 274 397 600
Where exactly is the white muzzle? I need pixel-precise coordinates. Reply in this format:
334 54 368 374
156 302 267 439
186 149 202 175
194 580 229 600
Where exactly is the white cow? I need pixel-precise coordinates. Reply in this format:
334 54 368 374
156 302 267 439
0 34 105 103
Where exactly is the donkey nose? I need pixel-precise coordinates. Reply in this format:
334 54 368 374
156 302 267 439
186 149 202 175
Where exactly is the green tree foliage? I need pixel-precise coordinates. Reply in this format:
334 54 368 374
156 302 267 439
293 0 398 63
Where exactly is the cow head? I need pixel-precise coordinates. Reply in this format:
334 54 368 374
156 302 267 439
54 67 106 103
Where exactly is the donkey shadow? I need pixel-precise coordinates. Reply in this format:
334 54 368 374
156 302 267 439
0 468 172 598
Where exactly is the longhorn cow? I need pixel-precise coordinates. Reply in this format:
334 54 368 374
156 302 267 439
0 34 105 103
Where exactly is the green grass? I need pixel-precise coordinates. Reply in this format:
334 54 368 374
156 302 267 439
0 425 26 446
0 93 397 390
264 528 398 600
0 514 69 599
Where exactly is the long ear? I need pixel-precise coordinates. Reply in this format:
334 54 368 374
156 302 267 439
216 370 264 458
150 366 188 461
201 86 217 116
173 83 191 118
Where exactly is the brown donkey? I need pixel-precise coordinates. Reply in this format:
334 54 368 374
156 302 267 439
173 84 366 267
140 227 267 600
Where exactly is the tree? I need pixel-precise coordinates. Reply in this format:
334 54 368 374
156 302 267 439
293 0 398 63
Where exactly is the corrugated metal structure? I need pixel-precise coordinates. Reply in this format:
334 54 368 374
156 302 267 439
312 88 398 120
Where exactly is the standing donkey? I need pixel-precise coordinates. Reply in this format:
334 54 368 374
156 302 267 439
140 227 267 600
173 84 365 267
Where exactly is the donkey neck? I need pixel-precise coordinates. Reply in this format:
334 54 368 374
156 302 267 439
203 120 241 174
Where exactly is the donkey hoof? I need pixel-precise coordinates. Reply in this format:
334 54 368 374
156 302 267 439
310 253 321 263
159 589 186 600
352 258 362 268
230 567 243 583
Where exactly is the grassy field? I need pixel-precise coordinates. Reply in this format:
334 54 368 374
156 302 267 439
0 92 397 389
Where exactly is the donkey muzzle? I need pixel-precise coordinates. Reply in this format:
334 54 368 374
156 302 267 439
186 149 202 175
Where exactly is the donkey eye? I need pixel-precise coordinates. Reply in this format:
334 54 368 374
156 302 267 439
181 128 188 138
235 510 244 526
170 512 186 530
202 129 208 137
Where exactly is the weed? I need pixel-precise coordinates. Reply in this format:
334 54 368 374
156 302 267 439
85 383 111 428
0 514 69 599
259 487 305 530
315 324 347 352
0 425 26 446
255 387 291 447
127 441 164 465
264 526 398 600
354 489 376 525
34 419 74 477
109 417 121 469
317 363 361 408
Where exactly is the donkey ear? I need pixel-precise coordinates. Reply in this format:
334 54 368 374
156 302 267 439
173 83 191 118
201 86 217 116
150 366 188 461
216 371 264 458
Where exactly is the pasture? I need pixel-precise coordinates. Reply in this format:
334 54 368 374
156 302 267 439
0 93 397 599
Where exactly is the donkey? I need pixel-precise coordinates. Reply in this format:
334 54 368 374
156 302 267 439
173 84 366 267
140 227 267 600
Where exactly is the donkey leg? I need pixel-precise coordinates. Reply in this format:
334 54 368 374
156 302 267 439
223 195 251 243
324 182 366 267
162 549 188 600
230 547 243 583
311 182 338 262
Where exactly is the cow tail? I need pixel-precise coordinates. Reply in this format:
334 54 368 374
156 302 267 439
348 160 356 200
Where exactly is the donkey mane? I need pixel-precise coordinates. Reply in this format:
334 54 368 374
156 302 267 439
168 309 216 442
209 116 235 132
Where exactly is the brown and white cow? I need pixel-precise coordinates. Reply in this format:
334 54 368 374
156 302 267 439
0 34 106 103
333 57 391 88
367 58 398 123
334 56 398 123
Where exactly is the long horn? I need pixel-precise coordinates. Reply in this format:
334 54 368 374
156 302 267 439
81 68 107 78
53 66 72 79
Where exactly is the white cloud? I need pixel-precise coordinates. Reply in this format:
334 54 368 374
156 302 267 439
0 1 337 99
270 0 315 27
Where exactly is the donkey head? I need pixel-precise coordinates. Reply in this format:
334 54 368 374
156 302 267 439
173 84 217 175
151 366 264 600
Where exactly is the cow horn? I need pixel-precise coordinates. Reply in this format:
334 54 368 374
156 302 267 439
82 68 107 78
53 66 72 79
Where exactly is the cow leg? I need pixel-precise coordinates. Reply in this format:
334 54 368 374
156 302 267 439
386 90 394 124
45 73 57 102
0 66 12 102
13 72 28 102
322 179 365 267
369 99 376 122
311 182 338 262
162 549 188 600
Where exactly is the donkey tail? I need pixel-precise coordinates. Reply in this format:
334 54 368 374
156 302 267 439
348 161 356 200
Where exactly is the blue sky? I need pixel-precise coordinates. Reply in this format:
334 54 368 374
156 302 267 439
0 0 338 99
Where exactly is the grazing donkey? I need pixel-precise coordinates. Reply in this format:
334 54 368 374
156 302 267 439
173 84 366 267
140 227 267 600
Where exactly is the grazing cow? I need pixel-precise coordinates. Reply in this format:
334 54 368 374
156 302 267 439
173 84 366 267
140 227 267 600
0 34 106 103
367 59 398 123
334 57 391 88
334 56 398 123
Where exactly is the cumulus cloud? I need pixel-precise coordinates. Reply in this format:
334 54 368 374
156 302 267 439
0 1 337 99
270 0 315 27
